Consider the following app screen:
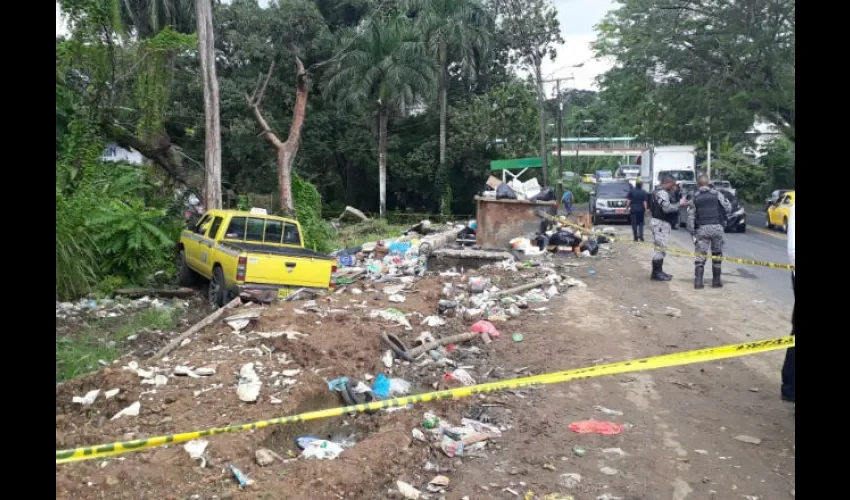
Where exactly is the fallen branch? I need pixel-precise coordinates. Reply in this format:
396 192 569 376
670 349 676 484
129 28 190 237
337 206 370 222
408 331 480 358
491 278 551 299
149 297 242 361
114 287 195 298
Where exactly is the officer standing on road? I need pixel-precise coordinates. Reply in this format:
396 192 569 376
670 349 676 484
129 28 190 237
649 175 685 281
686 175 732 289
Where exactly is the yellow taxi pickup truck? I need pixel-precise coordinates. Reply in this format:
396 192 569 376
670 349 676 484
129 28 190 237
176 208 337 306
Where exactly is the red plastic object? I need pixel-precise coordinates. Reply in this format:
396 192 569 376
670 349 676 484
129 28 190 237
471 320 501 339
446 344 457 352
568 420 624 435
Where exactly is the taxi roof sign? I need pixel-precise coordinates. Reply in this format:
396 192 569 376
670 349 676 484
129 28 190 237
249 207 268 215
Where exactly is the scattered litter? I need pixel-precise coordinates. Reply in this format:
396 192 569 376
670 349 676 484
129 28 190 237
396 480 422 499
141 374 169 386
512 333 524 342
665 307 682 318
372 373 391 398
471 320 501 339
389 378 412 397
421 316 446 327
568 420 624 435
255 330 306 340
572 446 586 457
110 401 140 420
225 310 262 332
370 308 412 329
281 369 301 377
599 466 619 476
382 350 394 368
469 277 490 293
255 448 282 466
602 447 627 457
423 412 441 429
229 464 254 488
411 429 427 442
327 377 350 392
104 388 120 399
427 475 450 493
594 405 624 416
561 473 582 488
447 368 476 386
734 435 762 445
184 439 209 467
564 277 587 288
694 449 709 455
72 389 100 406
237 363 262 402
301 439 344 460
388 294 406 303
597 494 624 500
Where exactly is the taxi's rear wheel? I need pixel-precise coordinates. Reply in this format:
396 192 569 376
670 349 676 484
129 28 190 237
765 212 773 229
176 249 200 286
208 265 228 308
782 217 788 234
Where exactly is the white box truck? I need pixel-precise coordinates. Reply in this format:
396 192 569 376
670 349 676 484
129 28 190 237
638 145 697 192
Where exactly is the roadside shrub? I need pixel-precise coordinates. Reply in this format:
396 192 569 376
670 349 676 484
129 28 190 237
293 173 334 252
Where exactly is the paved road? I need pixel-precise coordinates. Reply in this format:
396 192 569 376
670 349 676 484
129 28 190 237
562 203 794 308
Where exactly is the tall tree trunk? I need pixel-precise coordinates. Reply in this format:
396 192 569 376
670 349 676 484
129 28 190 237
378 109 388 218
438 39 448 213
196 0 222 210
534 59 549 187
246 58 309 217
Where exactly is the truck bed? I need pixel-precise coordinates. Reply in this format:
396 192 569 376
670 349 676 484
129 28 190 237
221 242 335 260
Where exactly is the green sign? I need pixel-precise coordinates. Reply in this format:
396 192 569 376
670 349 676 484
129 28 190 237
489 156 554 171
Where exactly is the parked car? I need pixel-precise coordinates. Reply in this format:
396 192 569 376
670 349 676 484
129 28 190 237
177 208 337 306
711 180 735 196
764 189 791 211
766 190 795 233
678 188 746 233
581 174 596 184
590 180 633 225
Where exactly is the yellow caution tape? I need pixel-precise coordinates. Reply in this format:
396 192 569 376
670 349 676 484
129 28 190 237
549 215 794 271
56 335 794 464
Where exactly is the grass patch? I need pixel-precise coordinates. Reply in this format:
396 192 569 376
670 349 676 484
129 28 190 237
56 307 180 383
331 219 410 250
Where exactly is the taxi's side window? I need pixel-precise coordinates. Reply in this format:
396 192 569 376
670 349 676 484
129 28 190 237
195 214 213 234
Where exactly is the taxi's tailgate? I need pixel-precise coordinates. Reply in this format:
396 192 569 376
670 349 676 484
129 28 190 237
224 243 335 289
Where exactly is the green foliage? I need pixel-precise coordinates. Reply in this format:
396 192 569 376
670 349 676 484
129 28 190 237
292 174 334 252
87 199 177 278
595 0 794 143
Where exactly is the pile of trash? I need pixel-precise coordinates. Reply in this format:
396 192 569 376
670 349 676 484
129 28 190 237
55 296 188 320
332 220 471 285
508 216 613 258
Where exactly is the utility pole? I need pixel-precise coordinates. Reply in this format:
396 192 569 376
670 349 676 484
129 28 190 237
556 79 563 183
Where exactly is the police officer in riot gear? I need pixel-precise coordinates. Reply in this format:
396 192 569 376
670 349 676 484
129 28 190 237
649 175 686 281
686 175 733 289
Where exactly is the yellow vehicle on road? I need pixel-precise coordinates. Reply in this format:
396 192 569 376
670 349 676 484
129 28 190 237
766 190 795 233
581 174 596 184
177 209 336 306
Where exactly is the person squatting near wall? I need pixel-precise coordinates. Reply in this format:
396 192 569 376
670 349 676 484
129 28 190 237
686 175 732 289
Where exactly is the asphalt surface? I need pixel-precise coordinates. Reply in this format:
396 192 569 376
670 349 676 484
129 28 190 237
564 203 794 308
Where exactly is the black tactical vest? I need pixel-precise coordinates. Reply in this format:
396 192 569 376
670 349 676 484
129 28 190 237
693 190 722 225
650 188 678 224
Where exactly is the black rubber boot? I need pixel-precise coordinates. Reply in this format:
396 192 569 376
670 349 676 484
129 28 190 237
651 260 672 281
711 254 723 288
694 264 705 289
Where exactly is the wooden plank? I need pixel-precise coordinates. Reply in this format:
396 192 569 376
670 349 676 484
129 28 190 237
149 297 242 361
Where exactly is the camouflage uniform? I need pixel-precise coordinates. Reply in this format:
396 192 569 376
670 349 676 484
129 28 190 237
649 187 680 281
687 186 733 288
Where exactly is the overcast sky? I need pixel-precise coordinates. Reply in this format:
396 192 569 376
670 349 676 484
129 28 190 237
57 0 615 91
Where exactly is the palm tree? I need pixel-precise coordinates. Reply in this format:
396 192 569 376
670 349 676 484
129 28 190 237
324 18 435 217
117 0 195 38
407 0 493 212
